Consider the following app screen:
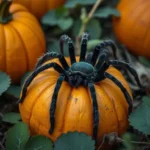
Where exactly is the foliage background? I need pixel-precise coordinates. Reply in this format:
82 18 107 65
1 0 150 150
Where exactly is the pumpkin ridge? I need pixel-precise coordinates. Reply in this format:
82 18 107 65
21 76 57 123
100 85 119 134
61 87 73 133
28 0 32 12
142 10 150 48
9 22 28 70
28 82 57 129
130 0 143 15
94 85 110 136
13 19 45 51
97 67 130 134
45 0 49 12
86 87 95 136
103 79 129 133
133 3 150 39
1 25 6 71
3 26 7 72
10 19 45 70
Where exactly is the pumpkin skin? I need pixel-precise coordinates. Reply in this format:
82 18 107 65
12 0 66 19
19 57 132 144
0 2 45 83
113 0 150 58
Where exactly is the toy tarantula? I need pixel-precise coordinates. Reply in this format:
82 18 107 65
18 33 142 140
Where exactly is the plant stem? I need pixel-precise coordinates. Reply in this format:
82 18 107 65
76 0 104 53
0 0 12 24
116 138 150 145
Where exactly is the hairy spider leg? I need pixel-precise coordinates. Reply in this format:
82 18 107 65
49 76 65 134
108 60 143 88
104 40 117 58
59 35 76 64
35 52 60 68
90 40 117 66
104 72 133 115
59 35 66 55
95 48 109 69
35 52 69 70
18 63 64 103
88 83 99 141
80 32 89 62
94 63 109 82
85 52 93 63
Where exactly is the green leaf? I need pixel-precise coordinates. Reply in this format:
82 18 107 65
55 6 69 18
142 96 150 107
2 112 21 124
86 19 102 39
41 9 73 31
41 11 58 26
72 20 81 37
54 132 95 150
139 56 150 67
0 71 11 96
6 85 21 98
65 0 96 8
47 40 69 56
25 135 53 150
72 19 102 39
121 133 135 150
87 39 103 51
94 7 120 18
129 105 150 135
57 17 73 31
6 122 30 150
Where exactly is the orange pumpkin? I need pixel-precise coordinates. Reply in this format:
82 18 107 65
113 0 150 58
0 1 45 83
12 0 66 19
19 34 141 145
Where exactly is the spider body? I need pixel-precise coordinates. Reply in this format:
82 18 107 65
18 33 142 142
67 62 96 87
69 62 95 75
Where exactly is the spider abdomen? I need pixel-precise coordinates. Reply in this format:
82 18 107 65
70 62 95 76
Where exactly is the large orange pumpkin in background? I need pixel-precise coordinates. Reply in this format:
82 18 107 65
19 34 134 146
0 1 46 83
12 0 66 19
113 0 150 58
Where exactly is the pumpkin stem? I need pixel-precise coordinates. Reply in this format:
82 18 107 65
0 0 12 24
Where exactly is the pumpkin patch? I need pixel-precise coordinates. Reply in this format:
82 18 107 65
0 1 45 83
1 1 148 150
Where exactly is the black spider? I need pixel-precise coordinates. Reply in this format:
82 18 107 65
18 33 142 141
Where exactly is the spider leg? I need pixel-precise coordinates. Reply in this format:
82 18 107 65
18 63 64 103
108 60 142 88
59 35 76 64
94 63 109 82
90 40 117 66
49 75 65 134
35 52 69 70
80 32 89 62
88 83 99 141
85 52 93 63
95 48 109 69
104 72 133 115
59 35 65 55
35 52 59 68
